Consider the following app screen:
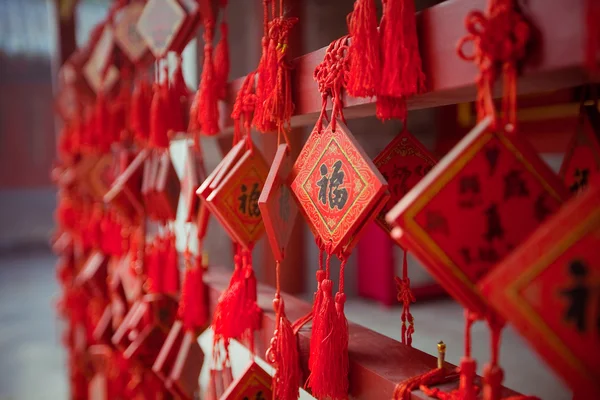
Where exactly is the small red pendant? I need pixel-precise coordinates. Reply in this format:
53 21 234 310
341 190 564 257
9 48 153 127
387 117 569 314
373 129 437 235
291 120 389 255
559 104 600 194
206 145 269 249
259 144 298 261
221 361 272 400
480 178 600 397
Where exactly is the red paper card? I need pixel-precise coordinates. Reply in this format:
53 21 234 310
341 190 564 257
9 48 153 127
154 151 180 221
207 148 269 249
386 117 569 314
167 329 204 399
88 154 117 201
374 129 437 234
112 1 150 65
559 104 600 194
480 178 600 397
76 251 108 299
181 143 207 222
104 149 147 218
291 120 389 255
220 361 272 400
259 144 298 261
136 0 187 58
83 25 119 94
197 140 246 242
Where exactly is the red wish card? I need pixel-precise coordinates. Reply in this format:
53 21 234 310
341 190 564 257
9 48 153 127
259 144 298 262
374 129 437 235
104 149 146 218
221 361 272 400
83 25 119 94
559 104 600 194
181 143 207 222
136 0 187 58
112 1 151 65
291 120 389 255
386 117 569 314
88 154 117 201
166 329 204 399
197 140 246 241
480 178 600 397
153 151 180 221
207 148 269 249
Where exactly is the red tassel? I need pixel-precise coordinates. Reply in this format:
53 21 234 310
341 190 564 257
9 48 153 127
271 298 301 400
377 0 425 121
180 254 209 333
198 19 220 135
146 242 162 294
163 234 180 295
308 269 325 371
214 20 230 100
306 278 341 399
346 0 381 98
212 254 244 338
149 83 169 149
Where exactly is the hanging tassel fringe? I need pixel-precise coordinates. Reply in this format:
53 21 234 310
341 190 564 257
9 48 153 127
347 0 381 98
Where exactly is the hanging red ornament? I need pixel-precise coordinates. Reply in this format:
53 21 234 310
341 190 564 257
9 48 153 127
559 101 600 195
291 36 388 400
221 361 273 400
259 144 301 400
481 178 600 399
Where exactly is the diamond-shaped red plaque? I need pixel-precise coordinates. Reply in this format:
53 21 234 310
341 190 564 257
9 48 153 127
153 151 180 222
207 148 269 249
386 117 570 314
136 0 186 58
374 129 437 234
221 361 272 400
113 1 150 65
181 143 207 222
559 104 600 194
104 149 146 218
291 120 389 255
480 178 600 397
259 144 298 261
83 25 119 94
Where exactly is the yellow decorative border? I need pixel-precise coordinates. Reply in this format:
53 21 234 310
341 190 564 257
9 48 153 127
505 209 600 379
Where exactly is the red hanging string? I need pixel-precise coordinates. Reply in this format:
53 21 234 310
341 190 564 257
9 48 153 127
169 55 189 135
395 248 415 346
346 0 380 98
214 0 230 101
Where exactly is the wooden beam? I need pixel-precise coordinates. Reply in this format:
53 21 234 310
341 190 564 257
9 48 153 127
204 267 519 400
217 0 594 135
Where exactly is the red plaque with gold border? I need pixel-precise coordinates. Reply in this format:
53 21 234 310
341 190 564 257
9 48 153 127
104 149 147 218
220 361 272 400
559 104 600 194
112 1 151 65
196 140 246 242
83 25 119 94
480 178 600 397
386 117 570 314
291 120 389 255
166 329 204 399
136 0 187 58
207 148 269 249
259 144 298 262
374 129 437 234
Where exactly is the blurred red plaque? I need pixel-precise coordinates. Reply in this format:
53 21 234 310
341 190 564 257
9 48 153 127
480 178 600 397
386 117 569 314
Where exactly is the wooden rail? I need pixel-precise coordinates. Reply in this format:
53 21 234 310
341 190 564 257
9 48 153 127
204 267 518 400
214 0 594 135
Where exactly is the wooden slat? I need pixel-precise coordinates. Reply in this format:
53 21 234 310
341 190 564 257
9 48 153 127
217 0 594 135
204 267 519 400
